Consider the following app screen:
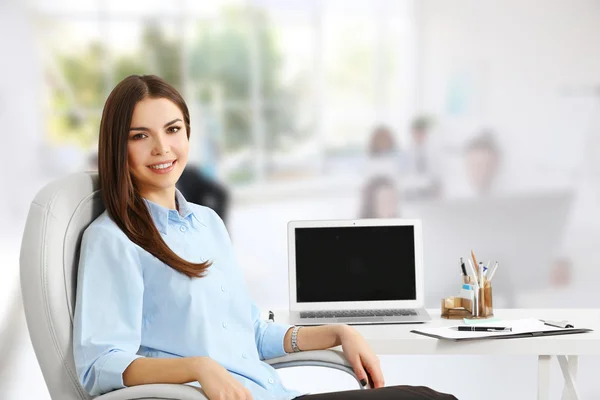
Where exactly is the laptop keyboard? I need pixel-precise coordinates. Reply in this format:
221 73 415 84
300 309 418 319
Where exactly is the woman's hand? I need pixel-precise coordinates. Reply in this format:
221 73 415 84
192 357 253 400
337 325 385 389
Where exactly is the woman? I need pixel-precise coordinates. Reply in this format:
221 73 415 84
73 75 456 400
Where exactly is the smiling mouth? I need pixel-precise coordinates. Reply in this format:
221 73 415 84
148 160 176 170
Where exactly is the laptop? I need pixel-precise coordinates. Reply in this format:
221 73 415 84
287 218 431 325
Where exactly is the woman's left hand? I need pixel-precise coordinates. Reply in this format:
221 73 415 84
337 325 385 389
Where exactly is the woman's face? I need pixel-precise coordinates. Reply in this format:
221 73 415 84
127 97 189 194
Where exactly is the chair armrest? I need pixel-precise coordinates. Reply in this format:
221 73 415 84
265 349 365 389
96 383 208 400
95 350 363 399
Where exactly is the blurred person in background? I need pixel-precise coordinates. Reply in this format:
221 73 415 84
359 175 401 219
365 125 404 180
463 129 501 197
403 116 443 200
73 74 456 400
177 164 230 225
459 129 573 306
368 125 398 157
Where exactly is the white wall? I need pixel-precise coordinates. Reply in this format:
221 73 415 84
0 0 51 398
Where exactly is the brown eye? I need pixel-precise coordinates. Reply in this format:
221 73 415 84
131 133 147 140
167 126 181 134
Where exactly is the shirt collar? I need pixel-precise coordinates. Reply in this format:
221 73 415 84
143 189 205 234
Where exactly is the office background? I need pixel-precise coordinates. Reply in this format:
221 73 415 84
1 0 600 398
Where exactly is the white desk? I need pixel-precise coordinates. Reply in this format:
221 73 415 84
275 309 600 400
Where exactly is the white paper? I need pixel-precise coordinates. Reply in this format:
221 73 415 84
412 318 577 340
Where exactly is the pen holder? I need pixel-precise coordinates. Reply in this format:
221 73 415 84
441 276 476 319
469 284 493 319
441 278 494 319
440 297 472 319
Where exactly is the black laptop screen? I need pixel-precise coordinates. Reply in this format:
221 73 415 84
294 225 417 303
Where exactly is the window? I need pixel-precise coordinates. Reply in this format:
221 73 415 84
33 0 416 185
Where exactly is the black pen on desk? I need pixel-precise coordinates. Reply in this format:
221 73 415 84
457 326 512 332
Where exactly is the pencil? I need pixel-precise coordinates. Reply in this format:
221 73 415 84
471 250 479 280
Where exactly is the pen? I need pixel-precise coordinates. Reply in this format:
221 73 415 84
457 326 512 332
483 260 491 277
466 259 480 289
460 257 467 276
478 262 485 287
487 261 499 282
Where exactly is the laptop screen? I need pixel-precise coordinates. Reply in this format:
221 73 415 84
294 225 417 303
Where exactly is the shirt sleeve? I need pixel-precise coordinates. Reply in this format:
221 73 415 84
250 301 293 360
72 224 145 396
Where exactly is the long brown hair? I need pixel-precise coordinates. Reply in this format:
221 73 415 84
98 74 211 278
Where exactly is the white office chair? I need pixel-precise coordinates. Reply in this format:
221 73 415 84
19 172 361 400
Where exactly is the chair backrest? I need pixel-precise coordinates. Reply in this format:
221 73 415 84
20 172 104 400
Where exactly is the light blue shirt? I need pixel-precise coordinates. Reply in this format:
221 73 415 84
73 190 304 399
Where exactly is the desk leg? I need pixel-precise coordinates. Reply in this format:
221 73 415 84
558 355 580 400
538 355 551 400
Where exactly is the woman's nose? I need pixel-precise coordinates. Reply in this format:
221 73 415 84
152 135 170 155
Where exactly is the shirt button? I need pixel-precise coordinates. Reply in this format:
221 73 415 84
222 322 227 329
180 225 187 232
268 378 275 384
221 285 227 292
242 353 248 359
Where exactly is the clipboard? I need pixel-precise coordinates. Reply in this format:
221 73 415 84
410 318 593 341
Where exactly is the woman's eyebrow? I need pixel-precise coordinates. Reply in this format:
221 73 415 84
163 118 182 127
129 118 183 131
